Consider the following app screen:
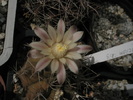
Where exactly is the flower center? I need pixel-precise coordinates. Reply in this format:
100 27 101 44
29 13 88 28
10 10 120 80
52 43 68 58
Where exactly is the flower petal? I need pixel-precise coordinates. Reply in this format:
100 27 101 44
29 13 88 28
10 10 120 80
51 59 59 73
66 52 82 59
29 42 48 50
72 31 83 42
27 49 43 58
57 62 66 84
41 48 51 56
68 47 80 52
48 54 55 59
57 19 65 35
57 19 65 42
35 57 51 72
46 39 54 46
63 25 77 43
0 75 6 91
64 39 72 45
56 33 63 42
59 58 66 64
31 24 49 41
68 43 77 50
66 59 78 74
48 25 56 41
77 45 92 53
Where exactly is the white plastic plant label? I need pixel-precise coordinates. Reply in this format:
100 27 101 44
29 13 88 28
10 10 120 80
0 0 17 66
84 41 133 65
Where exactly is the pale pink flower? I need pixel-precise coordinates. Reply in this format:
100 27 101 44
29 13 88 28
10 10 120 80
28 19 92 84
0 75 6 91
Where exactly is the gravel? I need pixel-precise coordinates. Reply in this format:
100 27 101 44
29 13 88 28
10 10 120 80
0 0 8 54
93 3 133 70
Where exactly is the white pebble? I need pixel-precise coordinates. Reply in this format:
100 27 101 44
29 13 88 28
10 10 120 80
0 33 5 39
1 0 7 6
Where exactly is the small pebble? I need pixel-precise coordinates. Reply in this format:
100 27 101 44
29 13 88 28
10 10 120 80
0 33 5 39
1 0 7 6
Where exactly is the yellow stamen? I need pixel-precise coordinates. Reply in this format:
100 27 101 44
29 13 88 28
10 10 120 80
52 43 68 58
